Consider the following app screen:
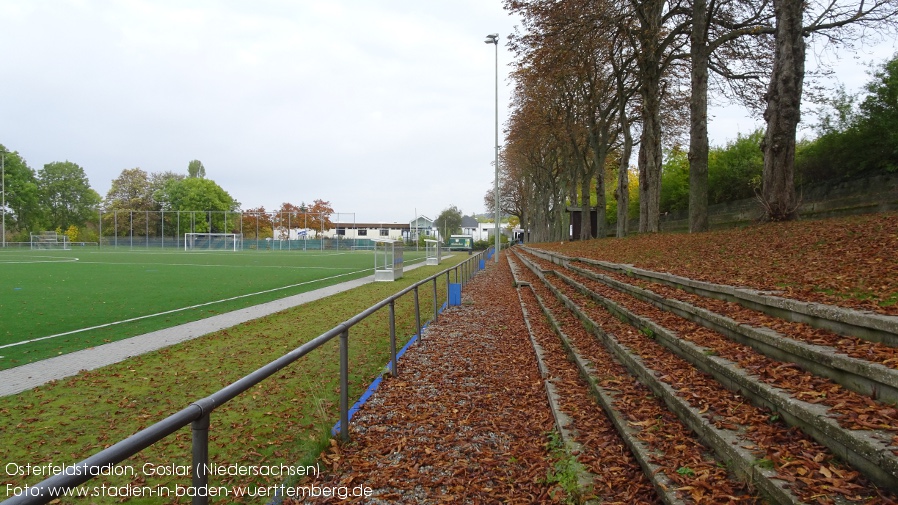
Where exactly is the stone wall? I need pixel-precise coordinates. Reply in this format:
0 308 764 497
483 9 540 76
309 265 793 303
654 173 898 232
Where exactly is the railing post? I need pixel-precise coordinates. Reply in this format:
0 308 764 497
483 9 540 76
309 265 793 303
446 271 451 305
339 329 350 442
413 286 422 343
191 413 210 505
432 277 438 323
389 300 397 377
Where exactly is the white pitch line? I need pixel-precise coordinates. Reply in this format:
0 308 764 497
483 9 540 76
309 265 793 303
0 256 80 264
72 260 362 270
0 267 372 350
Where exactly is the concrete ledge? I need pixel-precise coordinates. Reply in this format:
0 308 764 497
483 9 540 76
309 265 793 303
513 253 802 505
514 259 685 505
570 255 898 346
507 255 598 502
553 269 898 492
567 262 898 405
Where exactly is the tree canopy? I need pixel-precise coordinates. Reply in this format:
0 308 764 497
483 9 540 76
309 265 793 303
106 168 153 211
38 161 101 231
434 205 463 240
798 53 898 181
156 177 239 214
0 147 42 233
187 159 206 179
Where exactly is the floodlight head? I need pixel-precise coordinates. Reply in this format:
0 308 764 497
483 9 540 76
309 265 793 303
484 33 499 44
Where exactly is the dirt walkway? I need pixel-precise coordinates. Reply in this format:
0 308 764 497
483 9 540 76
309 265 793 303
287 254 567 504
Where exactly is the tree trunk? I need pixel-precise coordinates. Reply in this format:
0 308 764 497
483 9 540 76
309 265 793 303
688 0 710 233
595 156 607 239
636 0 664 233
761 0 804 221
638 78 662 233
617 118 632 238
567 176 578 241
579 170 593 240
589 128 611 240
614 44 632 239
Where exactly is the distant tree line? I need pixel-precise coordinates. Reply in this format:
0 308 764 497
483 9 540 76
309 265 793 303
0 154 102 241
0 152 334 244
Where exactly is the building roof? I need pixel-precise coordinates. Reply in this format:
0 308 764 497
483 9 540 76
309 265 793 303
331 222 410 230
461 215 479 228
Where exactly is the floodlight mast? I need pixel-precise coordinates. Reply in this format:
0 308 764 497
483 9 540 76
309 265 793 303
485 33 500 262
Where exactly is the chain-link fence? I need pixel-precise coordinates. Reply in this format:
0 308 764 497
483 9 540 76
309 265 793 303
94 210 396 251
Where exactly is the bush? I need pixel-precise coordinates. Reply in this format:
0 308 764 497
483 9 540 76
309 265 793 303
660 147 690 214
797 54 898 182
708 129 764 204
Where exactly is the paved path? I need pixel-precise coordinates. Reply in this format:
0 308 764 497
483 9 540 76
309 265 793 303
0 262 427 397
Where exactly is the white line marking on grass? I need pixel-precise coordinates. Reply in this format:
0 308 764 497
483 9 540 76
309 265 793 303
0 267 372 350
73 260 362 270
0 256 80 264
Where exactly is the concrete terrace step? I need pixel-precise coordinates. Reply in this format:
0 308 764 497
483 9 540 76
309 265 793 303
554 265 898 491
523 246 898 346
513 249 803 504
508 254 753 505
512 246 898 502
522 247 898 489
565 261 898 405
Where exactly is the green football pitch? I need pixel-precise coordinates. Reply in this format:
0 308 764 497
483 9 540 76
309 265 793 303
0 248 426 370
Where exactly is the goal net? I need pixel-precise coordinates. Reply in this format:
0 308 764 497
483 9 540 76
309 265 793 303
184 233 243 251
31 231 71 250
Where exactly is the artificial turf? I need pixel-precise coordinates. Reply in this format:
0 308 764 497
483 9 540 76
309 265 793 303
0 248 427 369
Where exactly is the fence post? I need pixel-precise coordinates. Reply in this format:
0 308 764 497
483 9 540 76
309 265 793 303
191 413 210 505
389 301 397 377
413 286 422 343
339 329 350 442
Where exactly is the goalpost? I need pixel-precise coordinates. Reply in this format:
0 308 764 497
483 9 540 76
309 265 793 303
30 231 71 250
184 233 243 251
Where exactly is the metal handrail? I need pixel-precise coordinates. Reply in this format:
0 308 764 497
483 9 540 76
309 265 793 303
2 248 492 505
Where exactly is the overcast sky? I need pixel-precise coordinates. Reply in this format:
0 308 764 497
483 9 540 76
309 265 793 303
1 2 894 223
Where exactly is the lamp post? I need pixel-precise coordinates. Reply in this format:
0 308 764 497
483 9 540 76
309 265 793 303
485 33 500 262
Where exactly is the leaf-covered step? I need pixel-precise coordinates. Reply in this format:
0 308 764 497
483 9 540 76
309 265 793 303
513 249 793 504
512 248 889 500
566 261 898 404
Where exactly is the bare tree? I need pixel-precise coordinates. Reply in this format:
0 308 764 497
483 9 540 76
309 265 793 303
761 0 898 221
622 0 691 232
688 0 774 232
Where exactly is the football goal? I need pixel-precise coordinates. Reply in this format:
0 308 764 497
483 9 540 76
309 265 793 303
184 233 243 251
31 231 71 250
